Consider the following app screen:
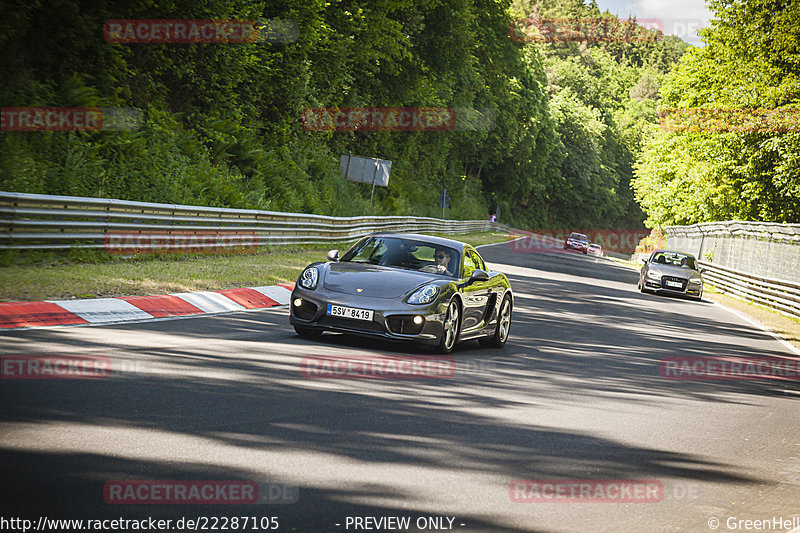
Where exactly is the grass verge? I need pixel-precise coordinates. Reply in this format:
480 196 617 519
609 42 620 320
0 231 514 302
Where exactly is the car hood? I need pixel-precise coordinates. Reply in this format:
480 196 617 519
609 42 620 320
322 262 441 298
647 264 700 279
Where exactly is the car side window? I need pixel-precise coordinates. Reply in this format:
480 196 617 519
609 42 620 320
462 252 476 278
468 249 485 272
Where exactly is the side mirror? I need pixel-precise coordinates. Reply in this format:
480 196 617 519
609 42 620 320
327 249 340 262
468 269 490 284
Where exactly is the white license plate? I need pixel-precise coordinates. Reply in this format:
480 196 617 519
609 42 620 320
327 304 374 321
666 280 683 288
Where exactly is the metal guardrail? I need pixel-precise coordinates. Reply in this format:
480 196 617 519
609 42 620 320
698 261 800 320
664 221 800 319
665 221 800 283
0 191 505 250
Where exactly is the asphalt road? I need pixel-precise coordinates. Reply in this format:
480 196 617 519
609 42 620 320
1 242 799 533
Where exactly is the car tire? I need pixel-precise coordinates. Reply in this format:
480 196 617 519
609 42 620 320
438 298 461 354
481 294 512 348
294 325 323 339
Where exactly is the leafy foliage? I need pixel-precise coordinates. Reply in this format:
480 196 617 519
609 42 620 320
634 0 800 227
1 0 688 229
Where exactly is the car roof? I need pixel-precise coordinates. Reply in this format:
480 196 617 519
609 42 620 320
369 232 469 252
652 249 696 258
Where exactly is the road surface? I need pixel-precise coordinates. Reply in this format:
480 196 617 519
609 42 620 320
1 242 798 532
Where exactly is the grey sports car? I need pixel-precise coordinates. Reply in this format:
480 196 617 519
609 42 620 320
289 233 513 353
638 249 704 301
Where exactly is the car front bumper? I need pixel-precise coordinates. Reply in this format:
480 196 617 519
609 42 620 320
564 242 588 252
288 286 448 345
643 279 703 298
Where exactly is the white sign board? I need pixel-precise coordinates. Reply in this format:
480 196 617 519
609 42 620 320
339 154 392 187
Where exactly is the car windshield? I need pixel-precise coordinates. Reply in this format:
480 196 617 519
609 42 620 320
341 236 461 277
651 251 697 270
570 233 588 242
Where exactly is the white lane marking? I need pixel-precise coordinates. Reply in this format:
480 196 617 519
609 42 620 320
476 235 524 250
170 291 247 313
712 301 800 357
251 285 292 305
47 298 153 323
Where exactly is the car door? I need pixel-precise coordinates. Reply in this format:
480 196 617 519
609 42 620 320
460 248 492 331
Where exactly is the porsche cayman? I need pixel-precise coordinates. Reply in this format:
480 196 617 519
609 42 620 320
289 233 513 353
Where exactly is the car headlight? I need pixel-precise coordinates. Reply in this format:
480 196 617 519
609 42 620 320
646 270 661 280
299 267 319 289
689 278 703 285
407 284 438 305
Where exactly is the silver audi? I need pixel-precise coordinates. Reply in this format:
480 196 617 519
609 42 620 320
638 249 704 301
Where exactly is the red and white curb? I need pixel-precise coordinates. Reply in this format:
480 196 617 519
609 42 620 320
0 283 294 330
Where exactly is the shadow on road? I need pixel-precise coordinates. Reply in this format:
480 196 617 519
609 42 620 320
1 243 794 530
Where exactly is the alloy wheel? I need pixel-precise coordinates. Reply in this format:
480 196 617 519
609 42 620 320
443 301 459 350
498 298 511 343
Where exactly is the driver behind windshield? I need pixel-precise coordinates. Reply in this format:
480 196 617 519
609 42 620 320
419 247 455 276
432 248 453 276
654 252 696 269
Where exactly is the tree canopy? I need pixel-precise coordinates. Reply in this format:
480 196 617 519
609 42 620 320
633 0 800 226
1 0 691 229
